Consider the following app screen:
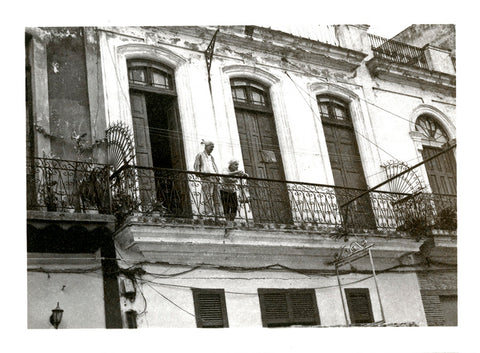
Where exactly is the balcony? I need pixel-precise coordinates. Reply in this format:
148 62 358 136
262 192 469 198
27 158 456 237
368 34 430 70
366 34 456 93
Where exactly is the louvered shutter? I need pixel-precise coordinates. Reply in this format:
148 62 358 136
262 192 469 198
289 291 319 325
345 288 374 324
192 289 229 328
261 292 290 326
258 289 320 327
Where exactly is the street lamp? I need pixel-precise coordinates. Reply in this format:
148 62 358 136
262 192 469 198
49 302 64 329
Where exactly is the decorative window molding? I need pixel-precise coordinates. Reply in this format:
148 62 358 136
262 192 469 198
99 38 200 168
409 105 456 193
309 82 381 187
223 65 280 86
221 65 298 180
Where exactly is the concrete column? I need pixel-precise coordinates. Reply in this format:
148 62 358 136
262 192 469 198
334 25 371 55
423 45 455 75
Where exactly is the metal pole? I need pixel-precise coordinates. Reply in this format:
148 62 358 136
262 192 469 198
368 248 385 323
336 266 349 325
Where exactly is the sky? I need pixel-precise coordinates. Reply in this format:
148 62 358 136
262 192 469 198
367 24 411 38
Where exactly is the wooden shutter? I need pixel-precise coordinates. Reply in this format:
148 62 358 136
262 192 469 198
258 289 320 327
422 146 456 195
345 288 374 324
192 289 228 328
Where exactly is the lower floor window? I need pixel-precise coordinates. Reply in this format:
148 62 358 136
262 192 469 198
345 288 374 324
192 288 229 328
258 288 320 327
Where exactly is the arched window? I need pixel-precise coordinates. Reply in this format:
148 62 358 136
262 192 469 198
415 114 456 195
415 114 449 144
127 60 175 94
231 79 271 111
230 78 291 223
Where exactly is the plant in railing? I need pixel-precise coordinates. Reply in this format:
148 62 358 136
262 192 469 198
396 210 432 241
78 165 111 214
111 188 140 222
434 206 457 231
40 167 58 211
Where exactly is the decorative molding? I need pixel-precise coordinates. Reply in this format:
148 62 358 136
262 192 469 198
117 43 187 68
409 104 456 138
221 65 298 180
309 82 382 187
222 65 280 85
366 57 456 95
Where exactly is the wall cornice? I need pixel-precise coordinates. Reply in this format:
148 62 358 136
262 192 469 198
366 57 456 96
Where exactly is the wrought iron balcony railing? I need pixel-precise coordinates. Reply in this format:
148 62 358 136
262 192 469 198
368 34 430 70
27 157 112 213
109 165 457 233
27 158 457 234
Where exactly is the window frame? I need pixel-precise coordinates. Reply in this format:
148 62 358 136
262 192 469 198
257 288 321 327
192 288 229 328
230 78 272 113
127 60 176 96
344 288 375 325
317 95 353 129
415 114 449 144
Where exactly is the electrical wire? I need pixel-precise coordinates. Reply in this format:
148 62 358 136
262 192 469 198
102 29 430 168
284 70 401 162
143 281 195 317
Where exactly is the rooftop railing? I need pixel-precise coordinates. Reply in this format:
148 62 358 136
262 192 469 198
368 34 430 70
27 158 457 235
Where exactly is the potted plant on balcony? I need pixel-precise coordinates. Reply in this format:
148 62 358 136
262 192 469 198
40 168 58 212
433 206 457 233
78 165 111 214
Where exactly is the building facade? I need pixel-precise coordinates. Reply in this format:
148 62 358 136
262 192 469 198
26 25 456 328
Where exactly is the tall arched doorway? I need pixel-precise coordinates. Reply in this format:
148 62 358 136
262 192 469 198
230 78 292 223
128 60 190 216
317 95 375 228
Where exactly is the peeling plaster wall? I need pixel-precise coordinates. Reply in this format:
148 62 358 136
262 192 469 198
98 25 455 192
46 27 92 160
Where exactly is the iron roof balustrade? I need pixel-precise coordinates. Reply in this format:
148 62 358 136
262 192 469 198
368 34 430 70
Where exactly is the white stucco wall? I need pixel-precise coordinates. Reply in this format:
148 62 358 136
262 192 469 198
98 26 455 196
118 265 426 328
27 254 106 329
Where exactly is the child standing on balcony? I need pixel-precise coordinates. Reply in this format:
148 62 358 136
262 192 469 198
220 159 248 226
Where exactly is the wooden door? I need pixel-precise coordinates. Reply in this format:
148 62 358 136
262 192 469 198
235 108 292 223
323 122 376 228
163 101 191 217
422 146 456 195
130 91 155 205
